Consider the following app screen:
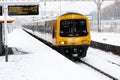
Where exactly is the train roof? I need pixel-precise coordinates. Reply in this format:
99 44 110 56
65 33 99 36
32 12 85 23
33 16 57 23
59 12 84 17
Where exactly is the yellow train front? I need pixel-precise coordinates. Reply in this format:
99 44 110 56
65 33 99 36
56 13 91 58
23 13 91 58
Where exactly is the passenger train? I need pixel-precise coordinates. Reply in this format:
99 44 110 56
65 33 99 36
22 13 91 58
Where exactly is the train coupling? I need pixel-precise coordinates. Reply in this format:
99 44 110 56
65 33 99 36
72 48 83 57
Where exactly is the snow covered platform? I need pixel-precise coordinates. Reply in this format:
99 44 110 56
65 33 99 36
90 31 120 55
0 28 109 80
91 31 120 46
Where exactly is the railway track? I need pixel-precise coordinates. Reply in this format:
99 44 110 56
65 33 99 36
24 29 119 80
72 58 119 80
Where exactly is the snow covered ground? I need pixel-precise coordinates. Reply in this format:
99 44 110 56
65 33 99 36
81 47 120 79
0 28 111 80
91 31 120 46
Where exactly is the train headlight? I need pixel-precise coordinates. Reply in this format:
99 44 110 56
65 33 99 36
61 41 65 44
59 41 67 45
81 40 88 44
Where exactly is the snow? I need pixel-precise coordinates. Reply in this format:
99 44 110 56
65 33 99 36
91 31 120 46
0 15 14 21
88 31 120 79
81 47 120 79
0 28 110 80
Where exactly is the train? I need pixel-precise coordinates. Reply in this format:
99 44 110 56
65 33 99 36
22 12 91 58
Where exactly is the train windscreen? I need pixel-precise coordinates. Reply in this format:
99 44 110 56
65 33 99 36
60 19 88 37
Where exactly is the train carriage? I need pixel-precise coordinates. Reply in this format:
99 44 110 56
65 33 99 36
23 12 91 58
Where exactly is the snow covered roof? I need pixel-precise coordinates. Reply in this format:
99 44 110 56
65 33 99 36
0 15 14 23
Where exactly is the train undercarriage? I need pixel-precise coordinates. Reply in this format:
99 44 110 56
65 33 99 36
57 45 89 59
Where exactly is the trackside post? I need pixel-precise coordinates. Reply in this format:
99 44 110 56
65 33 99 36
3 5 8 62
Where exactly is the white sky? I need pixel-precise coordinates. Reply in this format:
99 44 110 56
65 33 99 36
39 1 115 15
2 1 114 22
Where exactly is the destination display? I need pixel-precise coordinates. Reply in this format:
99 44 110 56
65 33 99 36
8 5 39 15
0 6 2 16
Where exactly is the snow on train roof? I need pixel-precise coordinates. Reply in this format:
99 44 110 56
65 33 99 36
34 15 60 22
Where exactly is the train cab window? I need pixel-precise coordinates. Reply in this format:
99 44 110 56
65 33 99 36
60 19 88 37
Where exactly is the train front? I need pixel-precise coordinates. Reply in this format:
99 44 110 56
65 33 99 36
56 13 91 58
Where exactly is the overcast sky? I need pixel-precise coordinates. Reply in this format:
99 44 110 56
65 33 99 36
39 1 114 15
5 1 114 23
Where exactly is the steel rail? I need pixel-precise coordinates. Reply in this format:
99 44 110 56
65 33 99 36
78 60 119 80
